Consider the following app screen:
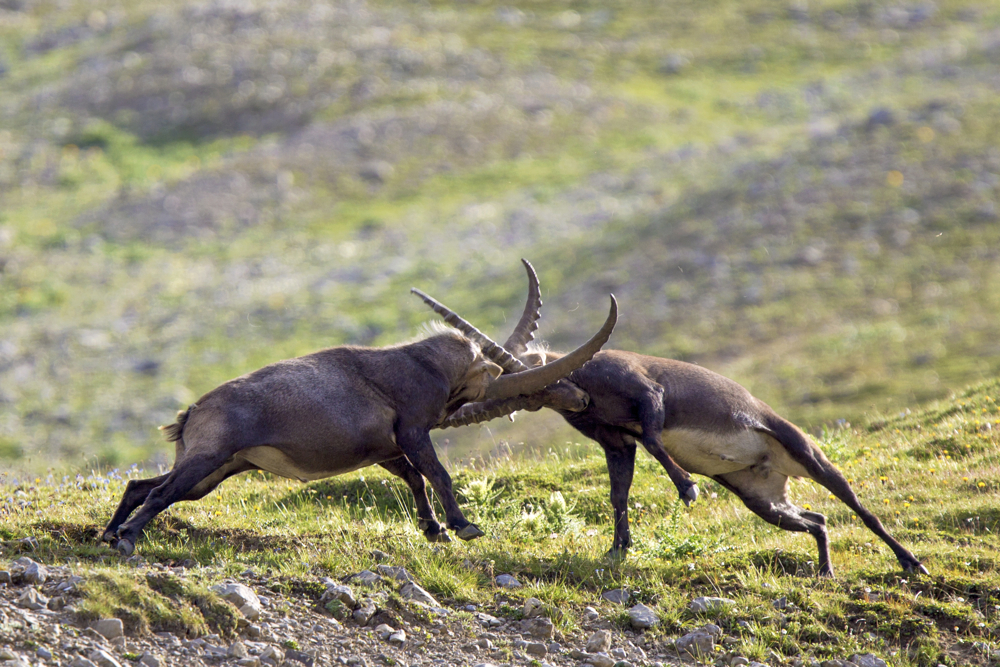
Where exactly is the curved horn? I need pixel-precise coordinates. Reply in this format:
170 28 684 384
410 288 530 374
438 395 546 429
481 295 617 401
502 258 542 357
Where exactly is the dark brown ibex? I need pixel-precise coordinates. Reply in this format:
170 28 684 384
425 263 927 577
102 290 618 556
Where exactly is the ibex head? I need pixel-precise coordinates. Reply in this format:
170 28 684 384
413 259 605 426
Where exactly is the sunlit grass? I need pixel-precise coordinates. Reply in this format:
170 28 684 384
1 380 998 664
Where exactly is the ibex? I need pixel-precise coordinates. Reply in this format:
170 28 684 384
102 290 618 556
421 262 927 577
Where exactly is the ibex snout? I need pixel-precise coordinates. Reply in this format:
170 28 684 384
538 381 589 412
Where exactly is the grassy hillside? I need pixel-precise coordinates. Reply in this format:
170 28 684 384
1 0 1000 469
1 377 998 665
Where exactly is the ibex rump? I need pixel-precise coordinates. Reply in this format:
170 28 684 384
429 262 927 577
103 292 617 556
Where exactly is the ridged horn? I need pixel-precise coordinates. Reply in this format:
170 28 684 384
502 258 542 358
410 288 530 374
438 395 546 429
480 295 617 401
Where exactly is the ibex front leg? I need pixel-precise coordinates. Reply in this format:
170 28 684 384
379 457 451 543
395 426 483 540
637 388 699 506
598 427 637 558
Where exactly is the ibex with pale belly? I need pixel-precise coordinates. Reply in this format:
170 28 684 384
102 288 617 556
419 261 927 577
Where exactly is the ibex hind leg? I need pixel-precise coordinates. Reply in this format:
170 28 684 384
113 452 243 556
714 472 835 577
766 418 928 574
102 474 169 543
809 459 927 574
378 457 451 543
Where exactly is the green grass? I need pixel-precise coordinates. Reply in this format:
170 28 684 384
1 0 1000 563
2 380 999 665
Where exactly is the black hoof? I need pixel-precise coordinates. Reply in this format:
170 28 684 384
455 524 485 541
904 560 929 575
424 529 452 543
100 530 117 544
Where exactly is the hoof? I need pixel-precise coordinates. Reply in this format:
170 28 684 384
905 561 929 575
425 530 452 543
455 524 485 541
100 530 117 544
116 538 135 557
682 483 699 507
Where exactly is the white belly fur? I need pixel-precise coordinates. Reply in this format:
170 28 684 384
661 427 811 479
237 445 396 482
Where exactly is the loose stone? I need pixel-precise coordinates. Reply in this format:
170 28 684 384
375 564 413 583
523 597 544 618
211 582 263 621
93 618 125 640
626 603 659 630
675 629 715 659
586 629 612 653
399 581 439 606
688 596 736 613
87 648 123 667
601 588 629 605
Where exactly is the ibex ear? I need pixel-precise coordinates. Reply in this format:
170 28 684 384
484 360 503 379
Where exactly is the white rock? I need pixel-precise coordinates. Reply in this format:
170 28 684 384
375 623 395 640
16 587 48 610
675 630 715 658
601 588 629 605
688 596 736 613
495 574 521 588
389 630 406 646
587 652 616 667
627 603 659 629
353 599 377 625
586 629 612 653
848 654 888 667
211 582 263 621
520 616 555 639
12 557 47 584
376 564 413 582
88 648 123 667
524 597 544 618
138 653 162 667
348 570 382 586
322 583 357 607
70 658 99 667
228 642 249 659
93 618 124 639
260 645 284 664
399 581 439 606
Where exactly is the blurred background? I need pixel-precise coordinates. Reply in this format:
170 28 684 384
0 0 999 473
